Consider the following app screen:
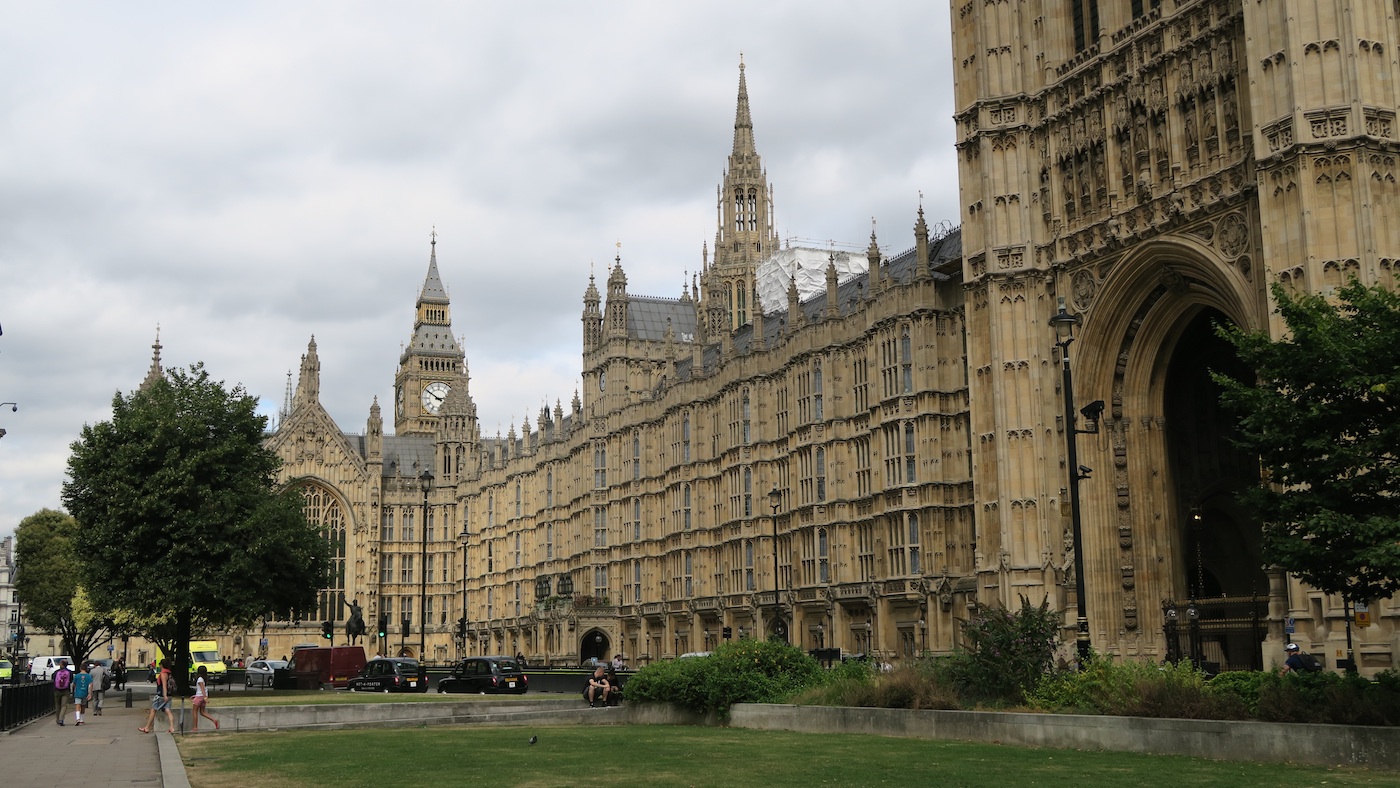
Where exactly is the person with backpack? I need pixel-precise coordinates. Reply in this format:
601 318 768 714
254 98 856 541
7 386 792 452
52 659 73 725
88 660 110 716
1283 642 1324 673
138 659 175 734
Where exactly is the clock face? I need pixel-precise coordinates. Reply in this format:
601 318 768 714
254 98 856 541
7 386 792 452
421 381 451 415
599 371 606 391
396 386 404 417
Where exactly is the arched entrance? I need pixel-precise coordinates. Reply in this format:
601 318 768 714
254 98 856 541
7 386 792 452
580 630 609 665
1163 308 1266 598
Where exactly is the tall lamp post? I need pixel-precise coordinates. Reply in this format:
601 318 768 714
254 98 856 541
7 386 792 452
767 487 786 642
419 469 433 662
460 522 469 659
1050 297 1103 665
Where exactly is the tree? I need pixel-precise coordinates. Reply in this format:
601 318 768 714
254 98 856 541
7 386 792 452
62 364 328 692
13 508 115 662
1215 280 1400 605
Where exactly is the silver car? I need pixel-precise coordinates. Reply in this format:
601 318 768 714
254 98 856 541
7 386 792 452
244 659 287 688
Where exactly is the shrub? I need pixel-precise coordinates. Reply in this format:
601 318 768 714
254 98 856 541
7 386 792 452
624 638 823 718
1030 657 1234 719
1255 670 1400 726
944 596 1060 704
1206 671 1266 718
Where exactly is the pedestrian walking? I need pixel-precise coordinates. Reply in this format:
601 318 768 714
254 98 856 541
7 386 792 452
138 659 175 734
72 663 93 726
113 657 127 691
191 665 220 731
88 659 109 715
52 659 74 726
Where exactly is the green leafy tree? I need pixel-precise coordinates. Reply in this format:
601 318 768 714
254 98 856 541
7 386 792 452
62 363 328 692
13 508 115 662
1216 280 1400 604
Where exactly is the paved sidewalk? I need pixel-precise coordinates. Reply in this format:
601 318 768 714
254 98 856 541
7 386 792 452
0 689 194 788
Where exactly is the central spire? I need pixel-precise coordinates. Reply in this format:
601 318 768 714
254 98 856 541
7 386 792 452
732 55 755 157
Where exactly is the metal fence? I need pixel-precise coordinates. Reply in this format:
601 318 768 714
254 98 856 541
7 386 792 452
1162 595 1268 673
0 681 56 731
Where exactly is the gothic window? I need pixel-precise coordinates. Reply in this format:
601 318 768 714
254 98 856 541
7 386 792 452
684 551 693 597
401 555 414 584
402 596 412 626
546 470 553 508
515 481 522 517
633 433 641 480
594 506 607 547
487 494 494 528
776 386 789 434
1072 0 1099 53
819 527 830 583
737 284 747 326
633 498 642 541
425 596 433 623
403 510 415 543
487 541 494 573
815 447 827 502
486 589 492 620
747 189 758 231
853 356 869 412
632 560 642 603
682 413 691 463
683 484 692 530
904 422 917 483
901 326 913 393
743 467 753 517
514 583 522 617
813 361 824 421
304 483 346 622
800 528 816 585
382 508 395 542
854 437 872 497
594 444 607 488
594 565 608 597
380 554 393 584
741 389 751 445
734 188 744 233
515 533 521 567
545 523 553 560
745 540 755 591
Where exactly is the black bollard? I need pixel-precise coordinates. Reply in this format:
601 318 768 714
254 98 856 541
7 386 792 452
125 688 133 708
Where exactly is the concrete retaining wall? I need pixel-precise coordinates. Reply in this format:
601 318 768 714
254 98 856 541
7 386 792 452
213 698 702 733
727 703 1400 769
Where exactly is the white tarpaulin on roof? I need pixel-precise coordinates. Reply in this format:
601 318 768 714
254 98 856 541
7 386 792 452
755 247 868 315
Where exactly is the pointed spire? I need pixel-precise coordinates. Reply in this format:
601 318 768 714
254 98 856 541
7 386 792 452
140 325 164 391
733 54 755 156
751 285 766 351
914 199 931 278
419 228 448 304
867 218 882 296
294 335 321 405
825 252 840 320
280 369 294 425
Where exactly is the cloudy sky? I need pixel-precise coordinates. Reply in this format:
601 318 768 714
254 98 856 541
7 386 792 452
0 1 957 539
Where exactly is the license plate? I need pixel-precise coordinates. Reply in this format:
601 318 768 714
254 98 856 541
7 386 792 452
408 681 417 687
507 681 515 688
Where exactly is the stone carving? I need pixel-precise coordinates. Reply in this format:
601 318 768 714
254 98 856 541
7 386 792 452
1215 213 1249 257
1071 269 1098 310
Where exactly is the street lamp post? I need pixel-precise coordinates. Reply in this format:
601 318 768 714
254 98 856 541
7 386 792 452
460 523 469 660
767 487 786 642
1049 297 1103 666
419 470 433 662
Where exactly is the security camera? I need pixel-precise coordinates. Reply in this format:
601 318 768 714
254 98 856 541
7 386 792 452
1080 400 1105 421
1078 465 1093 479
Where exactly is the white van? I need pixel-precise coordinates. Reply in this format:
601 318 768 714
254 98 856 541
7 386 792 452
27 655 74 681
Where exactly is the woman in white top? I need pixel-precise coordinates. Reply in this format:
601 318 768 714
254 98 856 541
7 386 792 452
191 665 220 731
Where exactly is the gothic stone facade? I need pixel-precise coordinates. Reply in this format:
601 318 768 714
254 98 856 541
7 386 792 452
256 4 1400 672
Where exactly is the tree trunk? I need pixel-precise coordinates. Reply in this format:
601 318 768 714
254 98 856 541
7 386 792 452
174 608 193 696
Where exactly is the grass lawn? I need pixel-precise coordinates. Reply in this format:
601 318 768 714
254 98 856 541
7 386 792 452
178 724 1400 787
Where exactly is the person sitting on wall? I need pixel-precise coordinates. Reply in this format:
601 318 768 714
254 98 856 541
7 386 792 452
583 665 611 708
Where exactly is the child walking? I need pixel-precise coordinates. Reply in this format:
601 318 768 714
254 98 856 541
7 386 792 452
192 665 220 731
71 663 93 726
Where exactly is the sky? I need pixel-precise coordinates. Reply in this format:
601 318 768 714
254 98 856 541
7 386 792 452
0 1 958 539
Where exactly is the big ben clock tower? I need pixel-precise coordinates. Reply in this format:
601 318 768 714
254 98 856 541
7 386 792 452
394 232 465 436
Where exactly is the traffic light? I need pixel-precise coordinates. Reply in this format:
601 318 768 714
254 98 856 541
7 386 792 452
722 626 733 640
321 621 333 640
402 617 411 636
377 615 388 639
456 617 466 640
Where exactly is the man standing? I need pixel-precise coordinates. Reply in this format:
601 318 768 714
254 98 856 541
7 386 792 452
52 659 73 726
88 660 109 716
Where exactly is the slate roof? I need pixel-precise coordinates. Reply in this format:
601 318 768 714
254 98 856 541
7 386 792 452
627 296 698 343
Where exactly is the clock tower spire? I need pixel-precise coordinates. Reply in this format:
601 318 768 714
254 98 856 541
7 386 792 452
394 230 465 436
